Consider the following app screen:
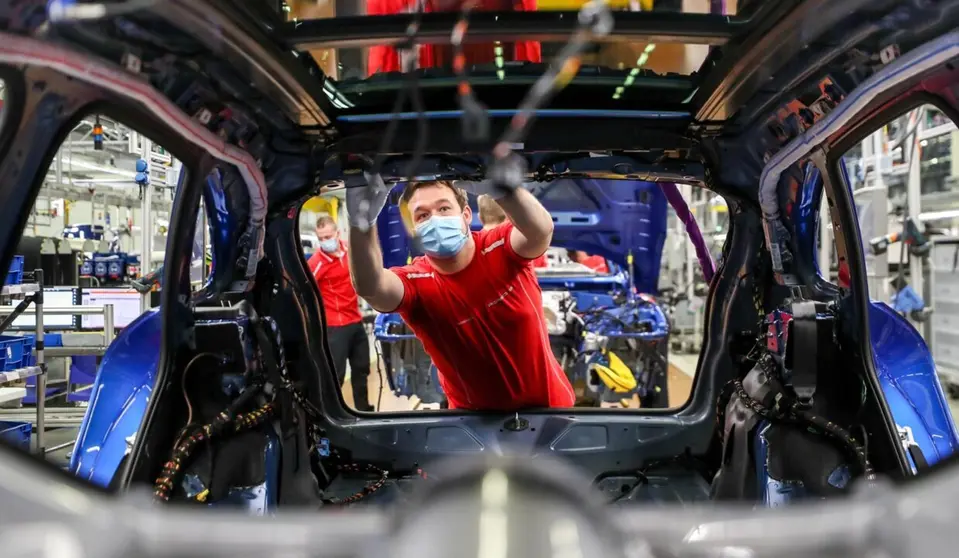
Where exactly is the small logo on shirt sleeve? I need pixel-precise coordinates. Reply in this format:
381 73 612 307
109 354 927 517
406 272 434 279
482 239 505 255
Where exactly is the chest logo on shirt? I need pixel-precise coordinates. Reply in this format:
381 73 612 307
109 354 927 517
456 285 515 326
407 272 434 279
486 285 514 308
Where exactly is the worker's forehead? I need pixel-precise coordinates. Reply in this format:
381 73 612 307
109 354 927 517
409 185 457 208
316 222 337 233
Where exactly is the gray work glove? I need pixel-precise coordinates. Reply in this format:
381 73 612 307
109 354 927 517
346 172 390 232
456 153 527 200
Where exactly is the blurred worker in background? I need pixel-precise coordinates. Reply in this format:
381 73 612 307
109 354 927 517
347 178 575 411
478 194 547 268
308 216 374 412
567 249 609 273
366 0 542 76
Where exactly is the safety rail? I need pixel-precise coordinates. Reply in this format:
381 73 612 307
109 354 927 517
0 272 115 454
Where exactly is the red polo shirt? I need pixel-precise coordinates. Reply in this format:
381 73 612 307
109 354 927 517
581 255 609 273
366 0 542 76
308 243 362 327
532 254 548 268
390 223 575 411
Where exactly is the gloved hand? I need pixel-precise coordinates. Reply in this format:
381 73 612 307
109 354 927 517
346 172 390 232
457 153 528 200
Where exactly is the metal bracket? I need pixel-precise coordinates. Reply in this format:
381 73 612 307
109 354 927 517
503 412 530 432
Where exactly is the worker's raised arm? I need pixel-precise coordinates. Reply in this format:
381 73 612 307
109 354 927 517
345 177 406 313
457 154 553 259
494 187 553 259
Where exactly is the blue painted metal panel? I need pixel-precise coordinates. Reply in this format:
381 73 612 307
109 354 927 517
869 302 959 465
537 179 667 294
70 309 161 488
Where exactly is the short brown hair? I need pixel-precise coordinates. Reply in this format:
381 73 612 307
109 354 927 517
400 180 468 210
477 194 507 226
315 215 336 230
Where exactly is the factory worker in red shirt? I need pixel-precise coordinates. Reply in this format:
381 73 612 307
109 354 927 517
567 249 609 273
366 0 542 76
346 175 575 411
307 216 374 412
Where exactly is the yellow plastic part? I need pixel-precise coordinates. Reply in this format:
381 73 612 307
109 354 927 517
195 489 209 503
399 198 414 232
302 196 339 222
590 351 637 393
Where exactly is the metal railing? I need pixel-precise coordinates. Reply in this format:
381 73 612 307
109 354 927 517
0 293 114 454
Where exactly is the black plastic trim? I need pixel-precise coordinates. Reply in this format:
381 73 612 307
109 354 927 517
287 11 742 50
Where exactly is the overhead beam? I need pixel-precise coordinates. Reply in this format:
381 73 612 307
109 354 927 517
287 12 742 50
691 0 873 123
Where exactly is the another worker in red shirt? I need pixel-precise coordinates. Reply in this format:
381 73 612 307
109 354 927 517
366 0 542 76
307 216 374 412
346 177 575 411
567 249 609 274
477 194 548 268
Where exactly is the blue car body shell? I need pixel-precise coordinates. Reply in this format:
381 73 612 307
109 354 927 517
72 171 958 489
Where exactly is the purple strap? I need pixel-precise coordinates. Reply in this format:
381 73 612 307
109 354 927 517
660 182 716 284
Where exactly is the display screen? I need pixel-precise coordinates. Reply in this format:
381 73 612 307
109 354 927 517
8 287 78 330
81 288 143 329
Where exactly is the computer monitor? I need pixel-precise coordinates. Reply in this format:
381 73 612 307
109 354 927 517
80 288 144 329
7 287 79 331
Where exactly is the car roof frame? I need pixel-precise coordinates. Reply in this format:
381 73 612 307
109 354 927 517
286 10 740 50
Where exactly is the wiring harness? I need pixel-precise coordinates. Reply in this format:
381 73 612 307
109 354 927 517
153 312 397 505
367 0 614 186
261 317 398 506
722 353 875 480
153 398 274 502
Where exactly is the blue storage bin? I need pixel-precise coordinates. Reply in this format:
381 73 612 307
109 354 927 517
0 335 33 371
21 336 35 367
24 334 66 404
5 255 24 285
0 420 31 451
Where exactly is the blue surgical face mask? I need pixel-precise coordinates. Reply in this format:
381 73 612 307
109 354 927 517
415 215 468 258
319 238 339 253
